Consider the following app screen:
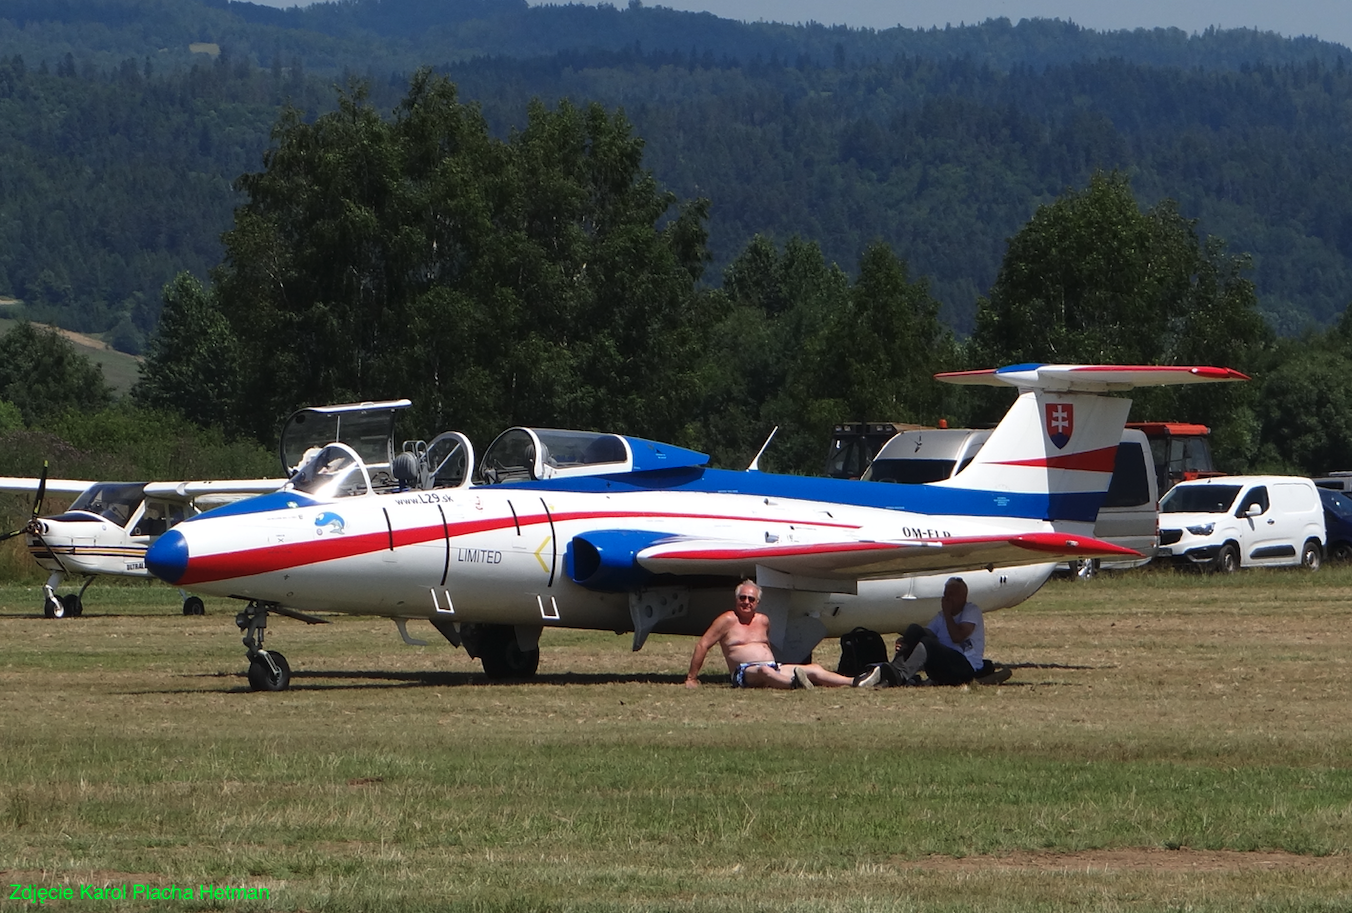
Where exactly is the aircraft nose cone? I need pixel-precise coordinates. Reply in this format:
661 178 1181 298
145 529 189 584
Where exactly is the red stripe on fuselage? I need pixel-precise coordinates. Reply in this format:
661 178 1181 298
177 506 864 585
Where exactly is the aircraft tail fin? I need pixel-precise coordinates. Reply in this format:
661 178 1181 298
931 364 1246 525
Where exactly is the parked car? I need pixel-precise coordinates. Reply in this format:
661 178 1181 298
864 427 1159 578
1157 476 1326 572
1320 488 1352 563
1315 471 1352 493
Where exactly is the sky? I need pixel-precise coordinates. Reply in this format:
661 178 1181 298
243 0 1352 50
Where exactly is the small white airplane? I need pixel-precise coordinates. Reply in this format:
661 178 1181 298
143 363 1245 691
0 399 445 618
0 472 286 617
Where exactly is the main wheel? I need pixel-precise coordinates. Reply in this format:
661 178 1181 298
62 593 83 617
182 596 205 616
247 651 291 692
1301 539 1323 572
1214 543 1240 574
479 626 541 680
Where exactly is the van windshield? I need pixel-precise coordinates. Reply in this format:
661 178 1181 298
865 459 956 484
1160 484 1241 514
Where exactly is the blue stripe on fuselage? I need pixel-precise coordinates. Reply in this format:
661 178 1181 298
184 490 321 521
492 468 1106 523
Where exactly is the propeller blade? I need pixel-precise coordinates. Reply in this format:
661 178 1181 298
32 461 48 520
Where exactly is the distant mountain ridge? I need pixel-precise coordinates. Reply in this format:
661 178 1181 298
0 0 1349 341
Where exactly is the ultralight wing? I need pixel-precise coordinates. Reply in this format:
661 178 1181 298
0 477 96 498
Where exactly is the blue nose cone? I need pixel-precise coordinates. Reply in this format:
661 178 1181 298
146 529 189 584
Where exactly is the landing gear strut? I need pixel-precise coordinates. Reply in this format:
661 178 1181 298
237 601 290 692
42 574 91 619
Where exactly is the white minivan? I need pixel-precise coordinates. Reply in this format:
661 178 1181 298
1157 475 1326 572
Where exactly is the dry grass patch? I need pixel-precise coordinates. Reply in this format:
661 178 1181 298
1 569 1351 911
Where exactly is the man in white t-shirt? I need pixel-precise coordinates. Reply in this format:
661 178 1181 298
892 576 985 685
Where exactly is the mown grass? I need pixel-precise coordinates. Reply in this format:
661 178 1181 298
2 568 1351 911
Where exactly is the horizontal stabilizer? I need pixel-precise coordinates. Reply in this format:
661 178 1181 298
936 364 1248 392
636 532 1139 581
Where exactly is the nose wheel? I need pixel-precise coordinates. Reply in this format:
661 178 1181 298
237 601 291 692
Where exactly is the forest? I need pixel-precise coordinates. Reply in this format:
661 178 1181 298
0 0 1350 489
2 0 1352 340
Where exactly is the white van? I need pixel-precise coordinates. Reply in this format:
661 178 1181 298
864 427 1159 576
1157 475 1326 572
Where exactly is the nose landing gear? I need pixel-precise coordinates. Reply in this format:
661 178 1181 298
237 601 290 692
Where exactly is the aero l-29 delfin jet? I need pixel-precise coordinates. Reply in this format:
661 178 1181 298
145 364 1244 691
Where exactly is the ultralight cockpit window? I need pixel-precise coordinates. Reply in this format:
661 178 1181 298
289 445 370 499
70 483 147 528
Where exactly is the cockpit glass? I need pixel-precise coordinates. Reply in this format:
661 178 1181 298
534 430 628 468
280 408 400 472
1160 484 1240 514
69 483 147 528
289 445 370 498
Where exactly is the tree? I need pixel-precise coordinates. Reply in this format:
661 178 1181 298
967 171 1271 467
0 322 112 426
214 71 713 447
133 273 242 431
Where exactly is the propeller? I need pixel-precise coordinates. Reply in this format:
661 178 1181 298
0 461 48 543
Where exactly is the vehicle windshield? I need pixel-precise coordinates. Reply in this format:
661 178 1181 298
279 401 408 473
1160 484 1241 514
865 459 957 484
289 444 371 499
1322 488 1352 519
69 483 147 527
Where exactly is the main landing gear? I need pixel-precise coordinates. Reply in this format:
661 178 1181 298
42 574 92 619
237 601 290 692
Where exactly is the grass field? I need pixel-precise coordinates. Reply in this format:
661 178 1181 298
2 568 1352 911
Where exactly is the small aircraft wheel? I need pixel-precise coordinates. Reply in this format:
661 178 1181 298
247 651 291 692
62 593 83 617
479 626 541 680
1301 539 1322 572
43 595 63 619
182 596 205 616
1214 543 1240 574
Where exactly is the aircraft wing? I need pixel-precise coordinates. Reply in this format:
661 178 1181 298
0 477 96 497
634 531 1140 580
142 480 286 503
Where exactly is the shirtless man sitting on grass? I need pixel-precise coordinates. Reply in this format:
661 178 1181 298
683 580 866 689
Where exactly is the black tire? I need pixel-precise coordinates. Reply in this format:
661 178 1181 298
247 651 291 692
1332 542 1352 563
1301 539 1323 572
1074 559 1099 581
43 595 62 619
479 626 541 680
1214 543 1240 574
182 596 205 616
63 593 83 617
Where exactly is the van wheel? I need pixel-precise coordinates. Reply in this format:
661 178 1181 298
1214 543 1240 574
1301 539 1322 572
1332 542 1352 563
1074 559 1099 581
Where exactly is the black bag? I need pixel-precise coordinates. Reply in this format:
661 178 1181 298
836 627 888 676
